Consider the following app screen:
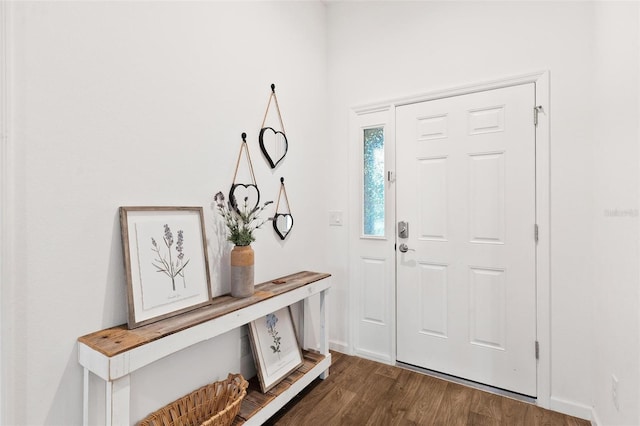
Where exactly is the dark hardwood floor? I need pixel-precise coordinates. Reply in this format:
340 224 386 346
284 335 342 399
265 351 590 426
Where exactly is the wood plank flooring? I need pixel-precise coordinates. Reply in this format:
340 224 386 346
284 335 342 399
265 352 590 426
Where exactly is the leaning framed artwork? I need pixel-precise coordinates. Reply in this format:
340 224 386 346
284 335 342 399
119 206 212 328
248 306 304 392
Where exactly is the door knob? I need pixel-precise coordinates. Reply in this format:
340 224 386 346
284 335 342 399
398 243 413 253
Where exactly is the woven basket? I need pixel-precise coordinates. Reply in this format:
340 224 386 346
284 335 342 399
138 373 249 426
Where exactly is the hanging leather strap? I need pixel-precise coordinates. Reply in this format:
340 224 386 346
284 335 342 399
232 133 257 185
261 84 286 134
274 177 291 214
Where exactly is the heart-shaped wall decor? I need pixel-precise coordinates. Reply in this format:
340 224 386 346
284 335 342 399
273 213 294 240
259 127 288 169
229 183 260 214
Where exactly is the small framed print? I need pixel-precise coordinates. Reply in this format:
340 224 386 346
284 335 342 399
248 307 304 392
119 206 212 328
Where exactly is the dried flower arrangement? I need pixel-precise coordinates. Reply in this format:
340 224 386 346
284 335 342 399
214 192 272 246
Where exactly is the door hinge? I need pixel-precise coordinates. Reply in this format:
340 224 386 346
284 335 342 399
534 224 539 243
534 106 543 126
387 170 395 182
535 341 540 360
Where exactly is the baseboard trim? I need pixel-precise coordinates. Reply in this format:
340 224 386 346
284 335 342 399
549 396 593 421
353 348 393 365
328 340 349 355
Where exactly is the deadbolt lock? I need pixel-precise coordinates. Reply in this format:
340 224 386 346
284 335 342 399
398 221 409 239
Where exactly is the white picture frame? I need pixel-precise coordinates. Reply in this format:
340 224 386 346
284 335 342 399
119 206 212 328
248 306 304 392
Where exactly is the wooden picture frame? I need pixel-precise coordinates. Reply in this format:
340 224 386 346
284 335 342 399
248 306 303 392
119 206 212 328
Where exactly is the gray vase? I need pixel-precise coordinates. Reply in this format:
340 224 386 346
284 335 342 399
230 245 254 297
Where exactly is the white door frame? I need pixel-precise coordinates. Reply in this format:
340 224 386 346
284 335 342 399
350 71 550 408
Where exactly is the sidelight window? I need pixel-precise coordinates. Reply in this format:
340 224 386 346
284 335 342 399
363 127 385 237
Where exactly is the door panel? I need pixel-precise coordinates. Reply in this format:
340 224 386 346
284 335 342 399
350 107 396 363
396 83 537 396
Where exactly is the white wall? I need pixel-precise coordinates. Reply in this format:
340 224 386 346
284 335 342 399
591 3 640 425
326 1 638 424
2 2 328 424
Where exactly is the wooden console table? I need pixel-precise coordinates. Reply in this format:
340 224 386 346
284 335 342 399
77 271 331 425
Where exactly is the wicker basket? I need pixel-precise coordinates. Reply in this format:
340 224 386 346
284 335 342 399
138 373 249 426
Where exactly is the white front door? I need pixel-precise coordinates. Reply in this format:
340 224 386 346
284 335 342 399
395 83 537 396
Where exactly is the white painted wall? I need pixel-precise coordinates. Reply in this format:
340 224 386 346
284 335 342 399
326 1 638 423
3 2 328 424
591 3 640 425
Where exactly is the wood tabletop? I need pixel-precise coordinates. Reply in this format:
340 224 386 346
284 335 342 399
78 271 331 357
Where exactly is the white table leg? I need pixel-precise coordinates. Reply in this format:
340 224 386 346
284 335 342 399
106 375 130 426
319 288 330 379
299 300 307 351
83 368 89 426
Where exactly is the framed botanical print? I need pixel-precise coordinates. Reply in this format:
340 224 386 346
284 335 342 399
248 306 303 392
119 206 212 328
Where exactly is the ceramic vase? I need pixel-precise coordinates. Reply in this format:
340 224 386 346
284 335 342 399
230 245 254 297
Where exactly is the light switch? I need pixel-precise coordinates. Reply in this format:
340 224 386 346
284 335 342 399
329 211 344 226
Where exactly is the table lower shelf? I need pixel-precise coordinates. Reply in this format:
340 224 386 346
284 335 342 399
234 351 331 425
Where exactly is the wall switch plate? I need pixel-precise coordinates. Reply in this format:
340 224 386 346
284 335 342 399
329 211 344 226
